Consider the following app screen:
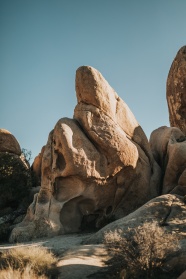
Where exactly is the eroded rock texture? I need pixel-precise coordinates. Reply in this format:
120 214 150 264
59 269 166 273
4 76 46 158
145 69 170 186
10 66 161 242
150 126 186 195
167 46 186 134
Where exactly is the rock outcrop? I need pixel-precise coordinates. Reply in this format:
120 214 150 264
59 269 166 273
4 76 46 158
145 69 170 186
150 126 186 195
167 46 186 134
86 194 186 244
9 66 161 242
0 129 21 155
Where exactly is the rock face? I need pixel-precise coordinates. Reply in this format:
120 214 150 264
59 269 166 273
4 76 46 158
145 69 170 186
9 66 161 242
86 194 186 244
150 126 186 195
167 46 186 134
0 129 21 155
31 146 45 186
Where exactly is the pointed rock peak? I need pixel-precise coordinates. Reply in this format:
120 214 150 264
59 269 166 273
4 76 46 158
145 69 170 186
176 45 186 57
76 66 118 118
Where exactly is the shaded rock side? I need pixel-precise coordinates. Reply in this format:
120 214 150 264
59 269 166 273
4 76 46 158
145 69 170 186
10 66 161 242
167 46 186 134
31 146 45 186
150 126 186 195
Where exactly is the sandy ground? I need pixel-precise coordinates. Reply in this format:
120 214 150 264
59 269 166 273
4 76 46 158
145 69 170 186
0 233 110 279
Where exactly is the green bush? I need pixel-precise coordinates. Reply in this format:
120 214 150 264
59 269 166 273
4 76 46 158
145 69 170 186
21 148 32 164
0 152 31 209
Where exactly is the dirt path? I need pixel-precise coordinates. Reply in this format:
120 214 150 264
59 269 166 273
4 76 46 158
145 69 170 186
0 233 110 279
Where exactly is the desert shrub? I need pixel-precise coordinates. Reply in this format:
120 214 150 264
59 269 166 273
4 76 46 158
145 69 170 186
0 153 31 209
21 148 41 187
104 221 179 279
21 148 32 163
0 266 48 279
0 223 12 243
0 245 58 278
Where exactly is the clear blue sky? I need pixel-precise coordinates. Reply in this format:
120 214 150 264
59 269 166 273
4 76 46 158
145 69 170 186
1 0 186 163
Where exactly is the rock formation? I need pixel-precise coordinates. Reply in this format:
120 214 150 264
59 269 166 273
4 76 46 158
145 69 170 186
9 66 161 242
150 126 186 195
86 194 186 244
0 129 21 155
167 46 186 134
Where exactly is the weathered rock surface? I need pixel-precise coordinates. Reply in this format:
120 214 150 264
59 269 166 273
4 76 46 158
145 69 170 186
150 126 186 195
86 194 186 244
9 66 161 242
167 46 186 134
0 129 21 155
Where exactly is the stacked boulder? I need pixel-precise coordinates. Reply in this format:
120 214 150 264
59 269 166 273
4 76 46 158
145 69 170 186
149 46 186 197
86 46 186 277
10 66 161 242
8 46 186 252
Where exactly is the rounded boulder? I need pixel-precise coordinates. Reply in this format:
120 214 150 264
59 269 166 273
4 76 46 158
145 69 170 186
0 129 21 155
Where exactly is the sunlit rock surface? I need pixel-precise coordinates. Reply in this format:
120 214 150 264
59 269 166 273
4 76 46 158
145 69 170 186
10 66 160 242
167 46 186 134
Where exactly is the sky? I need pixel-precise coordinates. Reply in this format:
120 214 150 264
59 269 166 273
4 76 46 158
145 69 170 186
1 0 186 163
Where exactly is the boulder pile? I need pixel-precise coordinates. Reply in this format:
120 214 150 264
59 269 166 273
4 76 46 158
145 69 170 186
1 46 186 254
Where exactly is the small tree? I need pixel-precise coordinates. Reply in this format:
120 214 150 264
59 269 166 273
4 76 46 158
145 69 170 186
21 148 32 163
104 221 179 279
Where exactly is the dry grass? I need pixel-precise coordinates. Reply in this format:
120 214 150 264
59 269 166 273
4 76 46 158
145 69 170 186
0 266 48 279
0 245 58 279
104 221 179 279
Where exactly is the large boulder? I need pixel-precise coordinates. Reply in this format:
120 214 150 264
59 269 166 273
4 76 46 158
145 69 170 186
0 129 21 155
86 194 186 244
150 126 186 195
9 66 161 242
167 46 186 134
